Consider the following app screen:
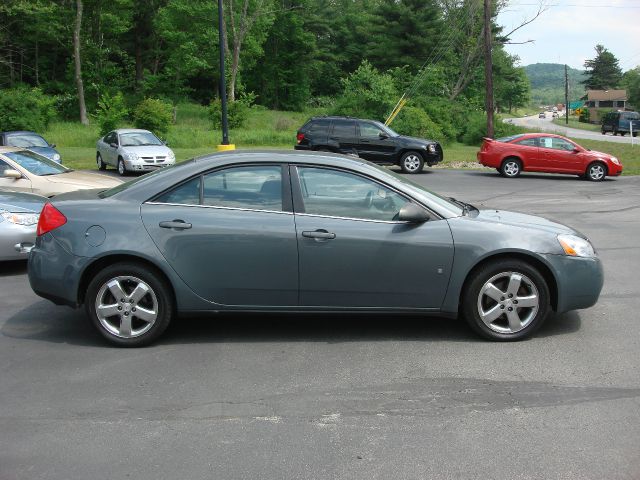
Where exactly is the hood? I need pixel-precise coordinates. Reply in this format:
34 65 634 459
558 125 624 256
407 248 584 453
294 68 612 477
121 145 173 157
586 150 613 160
27 146 61 162
43 171 124 189
398 135 436 145
0 191 46 213
474 209 580 236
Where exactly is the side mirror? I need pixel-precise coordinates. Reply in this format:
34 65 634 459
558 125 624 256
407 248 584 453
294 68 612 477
378 132 389 140
49 143 56 148
573 148 580 153
397 203 430 223
109 143 118 148
3 169 22 179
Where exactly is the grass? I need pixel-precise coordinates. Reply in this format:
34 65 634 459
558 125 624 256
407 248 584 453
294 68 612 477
44 104 638 175
552 117 600 132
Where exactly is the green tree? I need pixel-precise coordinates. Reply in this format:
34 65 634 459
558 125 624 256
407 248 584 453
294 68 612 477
366 0 442 72
622 67 640 109
583 44 623 90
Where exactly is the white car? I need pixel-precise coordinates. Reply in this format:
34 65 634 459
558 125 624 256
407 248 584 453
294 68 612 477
96 129 176 176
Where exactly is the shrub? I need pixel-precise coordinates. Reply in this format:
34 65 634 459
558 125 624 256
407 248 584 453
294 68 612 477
460 112 525 146
95 92 129 136
133 98 173 137
0 87 56 132
333 61 398 121
209 99 251 129
391 106 446 144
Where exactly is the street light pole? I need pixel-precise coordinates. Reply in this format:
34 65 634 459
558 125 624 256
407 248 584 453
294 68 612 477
217 0 234 151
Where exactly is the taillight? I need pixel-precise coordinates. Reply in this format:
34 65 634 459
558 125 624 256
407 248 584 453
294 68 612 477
36 203 67 236
296 132 305 144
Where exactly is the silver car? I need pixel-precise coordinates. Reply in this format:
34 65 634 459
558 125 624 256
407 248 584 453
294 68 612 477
0 191 45 261
96 129 176 176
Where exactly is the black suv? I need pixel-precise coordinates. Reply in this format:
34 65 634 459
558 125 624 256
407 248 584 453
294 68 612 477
294 116 443 173
601 111 639 136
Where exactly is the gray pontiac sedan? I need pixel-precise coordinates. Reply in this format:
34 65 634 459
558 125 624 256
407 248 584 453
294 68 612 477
28 151 603 346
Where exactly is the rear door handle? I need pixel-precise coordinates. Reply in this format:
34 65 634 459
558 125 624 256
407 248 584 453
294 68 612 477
159 220 192 230
302 230 336 240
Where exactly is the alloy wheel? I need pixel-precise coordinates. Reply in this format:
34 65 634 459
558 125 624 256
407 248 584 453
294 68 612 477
476 271 539 334
403 154 421 173
588 164 605 181
94 276 158 338
502 161 520 177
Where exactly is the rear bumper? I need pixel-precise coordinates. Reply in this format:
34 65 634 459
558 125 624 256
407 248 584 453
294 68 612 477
28 233 86 307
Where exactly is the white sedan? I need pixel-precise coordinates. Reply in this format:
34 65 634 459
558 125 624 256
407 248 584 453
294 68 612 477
96 129 176 176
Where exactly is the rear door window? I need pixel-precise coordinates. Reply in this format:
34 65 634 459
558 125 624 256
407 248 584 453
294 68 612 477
308 119 330 135
514 138 538 147
331 120 356 138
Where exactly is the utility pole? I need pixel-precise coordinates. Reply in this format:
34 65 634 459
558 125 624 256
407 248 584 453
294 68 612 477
217 0 234 151
565 64 569 125
483 0 494 138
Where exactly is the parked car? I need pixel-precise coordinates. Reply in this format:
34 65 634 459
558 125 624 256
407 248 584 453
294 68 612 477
0 147 123 197
601 111 640 136
0 191 46 261
477 133 623 181
29 150 603 346
0 131 62 163
538 112 546 119
96 129 176 176
294 116 443 174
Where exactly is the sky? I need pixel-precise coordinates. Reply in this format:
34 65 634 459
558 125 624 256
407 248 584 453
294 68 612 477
497 0 640 72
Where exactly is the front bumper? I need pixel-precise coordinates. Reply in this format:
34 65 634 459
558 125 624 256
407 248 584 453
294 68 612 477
540 253 604 313
0 222 37 261
125 159 176 172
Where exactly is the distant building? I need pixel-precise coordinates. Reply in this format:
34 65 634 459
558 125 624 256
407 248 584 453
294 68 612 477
584 90 628 122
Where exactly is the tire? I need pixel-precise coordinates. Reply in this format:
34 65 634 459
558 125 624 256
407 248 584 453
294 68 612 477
586 162 607 182
601 127 606 135
85 262 174 347
620 132 626 137
400 151 424 174
96 153 106 171
613 128 618 136
461 259 551 341
500 157 522 178
633 133 638 138
117 157 127 176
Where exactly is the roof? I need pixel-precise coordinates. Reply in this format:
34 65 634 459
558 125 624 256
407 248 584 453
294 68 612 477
0 131 41 135
586 89 627 101
114 129 155 134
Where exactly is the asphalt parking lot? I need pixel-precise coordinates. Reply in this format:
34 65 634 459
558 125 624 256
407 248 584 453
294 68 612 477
1 168 639 480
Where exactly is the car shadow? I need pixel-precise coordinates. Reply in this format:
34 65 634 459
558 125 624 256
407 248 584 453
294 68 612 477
0 259 28 277
2 301 581 347
467 171 618 182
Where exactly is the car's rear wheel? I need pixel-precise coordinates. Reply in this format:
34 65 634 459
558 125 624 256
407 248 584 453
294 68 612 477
400 151 424 174
586 162 607 182
117 157 127 176
462 259 550 341
85 263 174 347
613 128 618 136
96 153 106 171
500 158 521 178
601 127 606 135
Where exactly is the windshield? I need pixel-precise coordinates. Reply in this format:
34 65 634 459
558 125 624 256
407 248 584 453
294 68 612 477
376 122 400 137
120 131 163 147
6 134 49 148
4 150 68 176
367 163 464 217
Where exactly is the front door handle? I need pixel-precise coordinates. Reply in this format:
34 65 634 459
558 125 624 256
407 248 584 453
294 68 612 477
159 220 192 230
302 229 336 240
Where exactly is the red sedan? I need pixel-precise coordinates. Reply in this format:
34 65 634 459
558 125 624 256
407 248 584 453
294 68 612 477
477 133 623 181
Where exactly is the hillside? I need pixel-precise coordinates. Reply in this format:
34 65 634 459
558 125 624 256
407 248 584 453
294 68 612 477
524 63 586 106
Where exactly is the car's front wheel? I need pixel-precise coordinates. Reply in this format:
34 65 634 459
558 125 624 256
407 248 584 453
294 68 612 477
400 151 424 174
500 157 522 178
97 153 106 171
85 263 174 347
117 157 127 176
586 162 607 181
462 259 551 341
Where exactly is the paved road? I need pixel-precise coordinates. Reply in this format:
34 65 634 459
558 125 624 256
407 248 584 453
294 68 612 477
1 170 639 479
507 114 638 144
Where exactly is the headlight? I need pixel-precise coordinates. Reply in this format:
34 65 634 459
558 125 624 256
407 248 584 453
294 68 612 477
125 151 138 161
0 209 39 226
557 234 596 257
610 156 620 165
168 151 175 160
427 144 436 153
53 153 61 161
